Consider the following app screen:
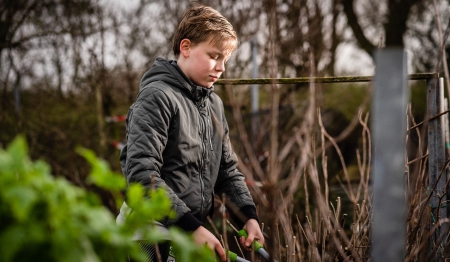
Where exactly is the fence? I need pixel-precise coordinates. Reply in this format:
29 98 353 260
216 67 446 261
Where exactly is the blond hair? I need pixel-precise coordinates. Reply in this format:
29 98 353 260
172 3 237 57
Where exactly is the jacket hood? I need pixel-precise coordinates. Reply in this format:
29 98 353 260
139 57 214 102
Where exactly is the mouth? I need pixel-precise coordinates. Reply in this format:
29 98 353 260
209 75 218 81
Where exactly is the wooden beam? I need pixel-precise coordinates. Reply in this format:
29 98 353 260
215 73 438 85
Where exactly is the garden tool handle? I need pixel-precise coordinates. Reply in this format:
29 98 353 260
217 249 250 262
238 229 277 262
238 229 264 251
225 249 251 262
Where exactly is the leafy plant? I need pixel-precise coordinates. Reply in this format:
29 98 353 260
0 136 215 262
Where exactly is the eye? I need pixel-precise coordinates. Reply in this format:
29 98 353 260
210 55 219 60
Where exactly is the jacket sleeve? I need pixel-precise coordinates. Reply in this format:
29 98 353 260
123 85 200 230
214 112 259 229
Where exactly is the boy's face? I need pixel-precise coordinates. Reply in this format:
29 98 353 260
179 36 234 88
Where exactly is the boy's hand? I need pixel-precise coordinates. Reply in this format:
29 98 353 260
240 218 264 251
192 226 226 262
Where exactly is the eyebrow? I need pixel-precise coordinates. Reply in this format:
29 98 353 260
209 49 232 60
208 50 224 58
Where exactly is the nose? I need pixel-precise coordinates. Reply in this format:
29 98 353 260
215 60 225 72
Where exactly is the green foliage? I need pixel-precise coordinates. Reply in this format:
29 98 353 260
410 80 428 121
0 136 215 262
322 83 368 121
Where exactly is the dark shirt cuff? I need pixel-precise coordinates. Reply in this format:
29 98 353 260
175 212 202 232
233 205 259 229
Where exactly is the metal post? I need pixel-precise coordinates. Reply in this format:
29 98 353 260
427 77 447 261
444 98 449 157
371 49 408 262
14 76 21 115
444 96 450 222
251 35 259 143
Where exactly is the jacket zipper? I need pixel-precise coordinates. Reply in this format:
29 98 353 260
207 113 213 151
198 108 206 216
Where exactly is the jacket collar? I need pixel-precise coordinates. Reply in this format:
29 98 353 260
170 60 214 103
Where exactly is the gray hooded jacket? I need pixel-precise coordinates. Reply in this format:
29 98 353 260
120 58 257 231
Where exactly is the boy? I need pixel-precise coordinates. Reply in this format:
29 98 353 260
118 3 264 261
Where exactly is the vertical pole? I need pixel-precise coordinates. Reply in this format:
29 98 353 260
427 77 447 261
444 97 450 221
14 82 20 115
371 49 408 262
14 74 21 116
251 35 259 143
444 97 449 157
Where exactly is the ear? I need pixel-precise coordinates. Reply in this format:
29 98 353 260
179 39 191 58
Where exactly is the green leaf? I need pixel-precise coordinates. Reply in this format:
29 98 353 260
6 135 28 162
3 186 37 221
76 147 126 191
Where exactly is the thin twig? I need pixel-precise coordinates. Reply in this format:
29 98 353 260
234 236 246 259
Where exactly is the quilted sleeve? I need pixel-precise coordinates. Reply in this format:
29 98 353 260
214 111 258 228
123 85 191 226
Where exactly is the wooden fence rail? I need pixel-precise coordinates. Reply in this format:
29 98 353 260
215 73 437 85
